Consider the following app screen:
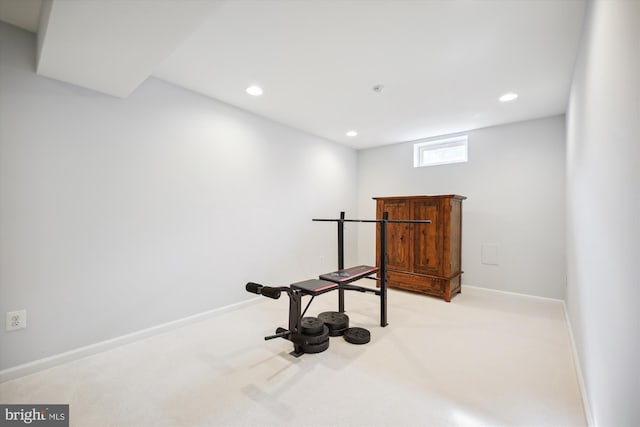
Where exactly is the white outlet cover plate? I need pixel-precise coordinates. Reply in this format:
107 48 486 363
6 310 27 331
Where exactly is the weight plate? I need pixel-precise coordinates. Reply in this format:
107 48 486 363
302 338 330 354
301 325 330 344
343 327 370 345
317 311 349 332
328 326 348 337
301 317 324 335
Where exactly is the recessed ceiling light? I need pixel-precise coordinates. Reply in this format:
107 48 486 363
246 85 263 96
499 93 518 102
346 130 358 137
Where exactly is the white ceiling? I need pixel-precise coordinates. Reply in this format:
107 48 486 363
0 0 586 149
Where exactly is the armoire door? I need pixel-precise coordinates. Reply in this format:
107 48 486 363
377 199 410 272
411 198 442 276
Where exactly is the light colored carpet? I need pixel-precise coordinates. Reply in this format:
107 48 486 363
0 286 586 426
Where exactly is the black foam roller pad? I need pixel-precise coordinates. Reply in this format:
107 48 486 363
245 282 263 294
260 287 282 299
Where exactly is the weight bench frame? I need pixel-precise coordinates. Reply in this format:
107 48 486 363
246 211 431 355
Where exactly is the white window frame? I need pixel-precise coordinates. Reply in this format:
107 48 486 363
413 135 468 168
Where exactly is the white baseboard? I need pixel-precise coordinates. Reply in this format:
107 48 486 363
462 284 564 303
0 297 262 383
561 301 595 426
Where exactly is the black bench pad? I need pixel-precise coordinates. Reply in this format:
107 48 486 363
319 265 379 284
290 279 339 296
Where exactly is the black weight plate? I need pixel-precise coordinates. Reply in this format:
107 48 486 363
300 317 324 335
302 338 330 354
328 326 348 337
301 325 330 344
317 311 349 331
317 311 349 325
343 327 370 345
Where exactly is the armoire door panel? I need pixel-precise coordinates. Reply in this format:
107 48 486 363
383 200 410 271
411 200 442 275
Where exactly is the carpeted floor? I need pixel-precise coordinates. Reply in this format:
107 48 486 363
0 286 586 426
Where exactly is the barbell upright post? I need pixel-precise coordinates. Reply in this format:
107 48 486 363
380 211 389 327
338 211 345 312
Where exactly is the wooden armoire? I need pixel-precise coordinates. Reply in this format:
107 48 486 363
374 195 466 302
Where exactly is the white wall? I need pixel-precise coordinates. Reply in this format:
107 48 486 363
566 1 640 425
0 22 358 370
357 116 566 299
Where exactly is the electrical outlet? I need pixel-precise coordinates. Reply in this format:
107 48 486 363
6 310 27 331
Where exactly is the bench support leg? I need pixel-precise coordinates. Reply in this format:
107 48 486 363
287 290 304 356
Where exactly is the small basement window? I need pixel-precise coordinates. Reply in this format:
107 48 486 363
413 135 468 167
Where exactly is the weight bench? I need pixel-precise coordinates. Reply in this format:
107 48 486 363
246 265 380 357
246 211 430 356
